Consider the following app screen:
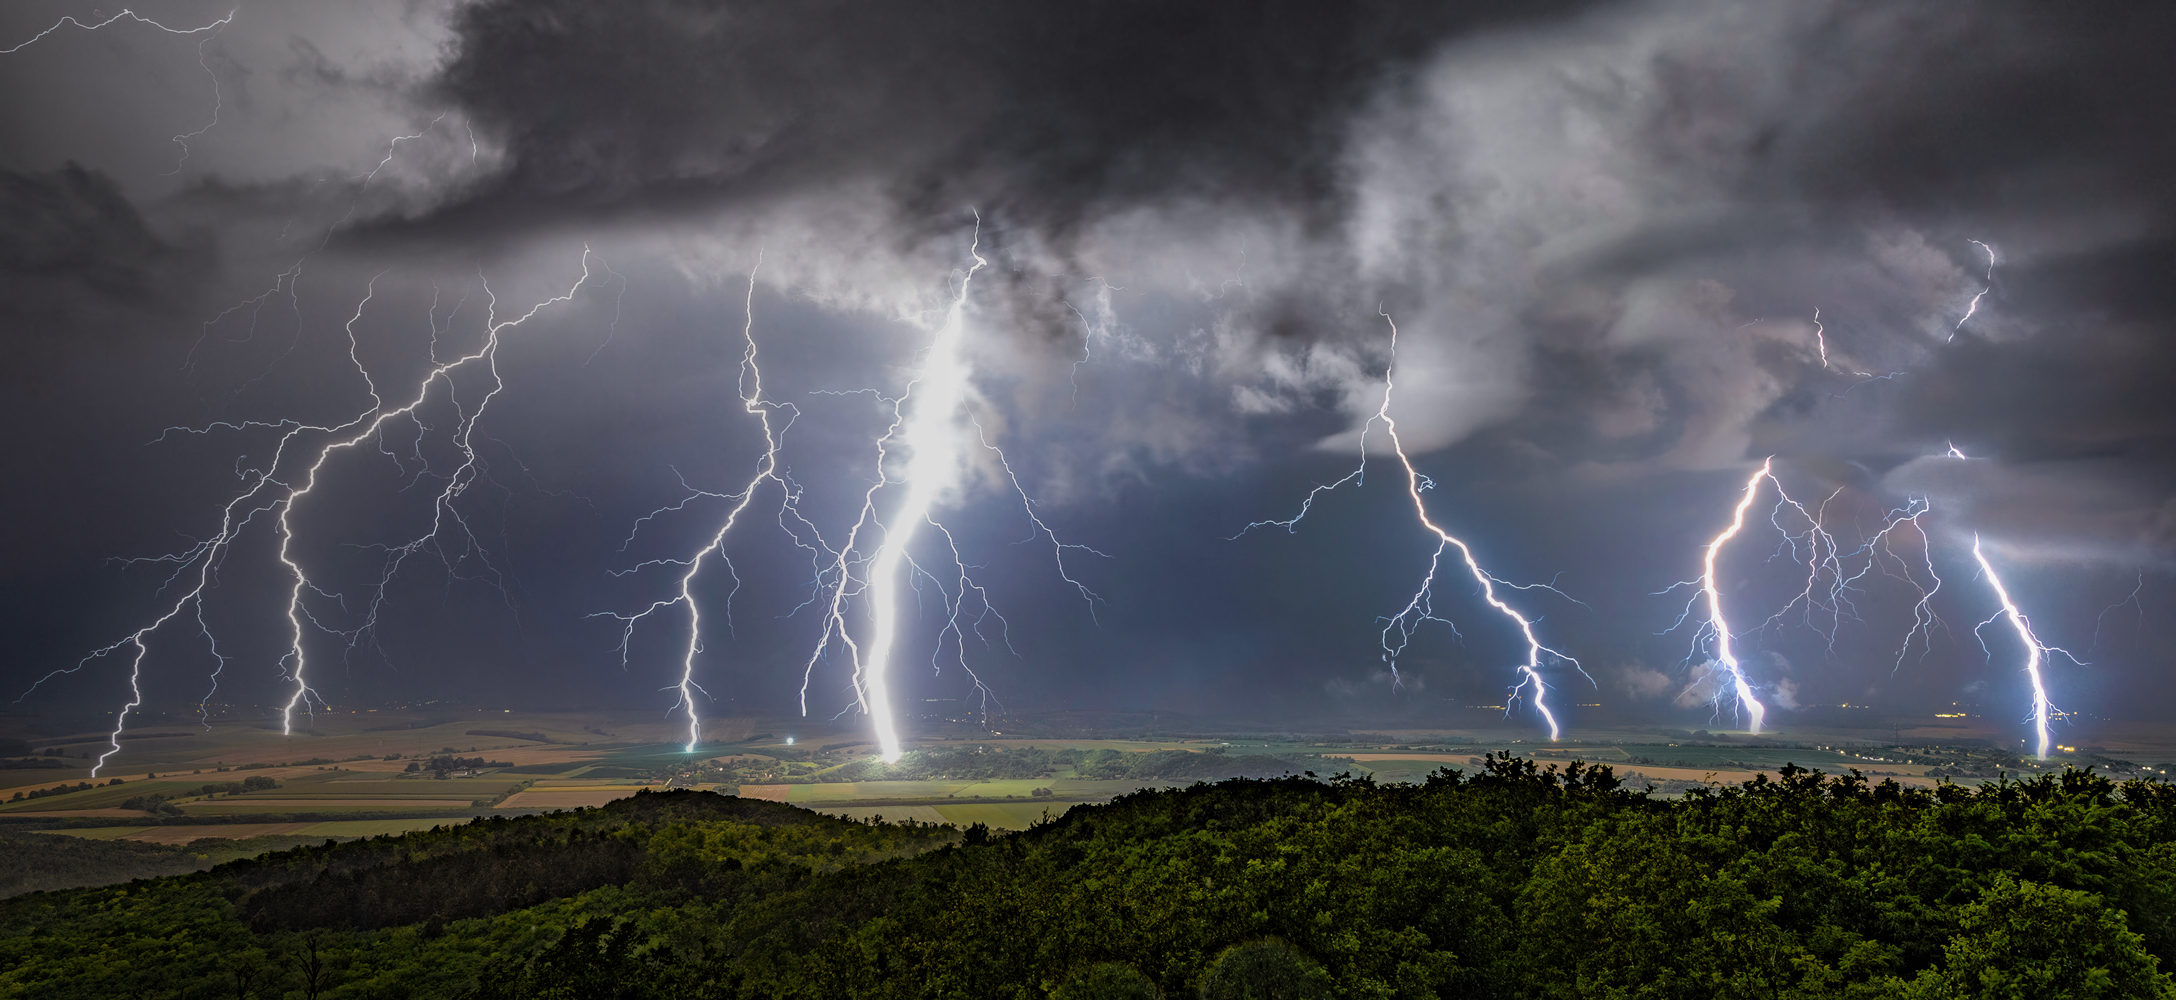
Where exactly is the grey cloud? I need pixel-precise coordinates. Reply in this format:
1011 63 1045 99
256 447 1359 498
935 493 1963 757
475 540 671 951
1 164 183 308
7 0 2176 727
419 1 1588 238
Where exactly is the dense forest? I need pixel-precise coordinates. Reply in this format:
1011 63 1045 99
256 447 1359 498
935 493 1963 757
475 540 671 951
4 756 2175 998
0 832 352 898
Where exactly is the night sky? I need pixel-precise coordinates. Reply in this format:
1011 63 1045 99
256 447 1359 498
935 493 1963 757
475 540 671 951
4 1 2175 742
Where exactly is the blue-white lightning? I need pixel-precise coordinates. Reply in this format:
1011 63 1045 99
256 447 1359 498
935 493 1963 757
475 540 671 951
1854 497 1947 673
1239 312 1582 738
1679 458 1774 734
1970 535 2063 760
19 252 601 770
1951 240 1997 342
1938 445 2075 760
806 237 987 763
797 222 1104 762
598 255 830 751
271 255 602 733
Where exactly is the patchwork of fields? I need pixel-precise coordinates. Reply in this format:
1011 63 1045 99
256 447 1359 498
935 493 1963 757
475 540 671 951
3 711 2138 840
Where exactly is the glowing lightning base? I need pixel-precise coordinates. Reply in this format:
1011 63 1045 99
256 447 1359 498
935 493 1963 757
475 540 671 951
809 232 988 764
1693 459 1772 735
1971 536 2056 760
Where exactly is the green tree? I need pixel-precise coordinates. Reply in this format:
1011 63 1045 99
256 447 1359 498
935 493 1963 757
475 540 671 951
1054 962 1161 1000
1903 876 2176 999
1198 939 1334 1000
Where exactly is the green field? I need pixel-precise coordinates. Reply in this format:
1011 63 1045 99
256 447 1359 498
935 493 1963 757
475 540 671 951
28 827 149 840
932 802 1075 828
783 781 974 802
4 709 2096 846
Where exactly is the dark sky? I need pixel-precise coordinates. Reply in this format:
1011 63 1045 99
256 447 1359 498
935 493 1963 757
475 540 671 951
3 0 2174 743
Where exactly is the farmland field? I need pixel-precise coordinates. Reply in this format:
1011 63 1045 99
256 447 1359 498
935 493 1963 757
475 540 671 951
4 709 2150 842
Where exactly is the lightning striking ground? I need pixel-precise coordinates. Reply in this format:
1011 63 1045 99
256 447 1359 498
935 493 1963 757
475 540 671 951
598 256 829 752
1240 312 1582 738
1970 535 2062 759
1679 459 1774 734
796 223 1102 762
270 256 602 733
20 253 601 771
806 237 987 763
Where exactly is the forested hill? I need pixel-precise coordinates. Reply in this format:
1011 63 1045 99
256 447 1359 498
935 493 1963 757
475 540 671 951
5 758 2176 998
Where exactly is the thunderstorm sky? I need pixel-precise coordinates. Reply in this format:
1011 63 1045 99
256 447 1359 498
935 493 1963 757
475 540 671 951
3 1 2174 741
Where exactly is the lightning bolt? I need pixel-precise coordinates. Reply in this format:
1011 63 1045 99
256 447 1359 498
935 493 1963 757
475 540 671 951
0 7 234 54
800 218 1102 762
1658 453 1954 728
1676 440 2076 753
1061 278 1121 406
1754 484 1850 644
1676 458 1773 734
190 115 454 401
597 255 834 752
806 233 987 763
1240 311 1583 738
1813 308 1830 371
272 255 601 733
1753 483 1946 666
1850 496 1947 673
1971 535 2067 760
1951 240 1997 342
21 251 601 772
2090 573 2145 654
0 8 239 173
1933 445 2076 760
1802 307 1909 394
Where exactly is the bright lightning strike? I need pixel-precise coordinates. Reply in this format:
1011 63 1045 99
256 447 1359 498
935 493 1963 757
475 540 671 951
1813 308 1830 371
1970 535 2064 760
0 7 234 55
598 255 828 752
1240 312 1582 738
20 252 600 772
1939 445 2076 760
1375 315 1583 737
0 8 239 175
793 220 1102 763
1951 240 1997 341
809 232 988 764
271 255 602 734
1686 458 1774 734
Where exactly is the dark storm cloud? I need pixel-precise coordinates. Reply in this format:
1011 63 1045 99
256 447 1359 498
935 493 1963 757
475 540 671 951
0 164 193 323
343 1 2176 487
1885 228 2176 467
8 0 2176 732
408 0 1585 238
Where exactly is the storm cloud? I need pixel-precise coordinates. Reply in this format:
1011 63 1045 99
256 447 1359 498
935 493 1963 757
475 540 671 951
4 0 2175 737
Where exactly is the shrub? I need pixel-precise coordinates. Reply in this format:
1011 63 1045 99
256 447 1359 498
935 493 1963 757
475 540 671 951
1054 962 1161 1000
1198 939 1335 1000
